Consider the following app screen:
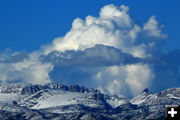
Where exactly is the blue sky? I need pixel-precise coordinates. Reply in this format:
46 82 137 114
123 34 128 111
0 0 180 52
0 0 180 96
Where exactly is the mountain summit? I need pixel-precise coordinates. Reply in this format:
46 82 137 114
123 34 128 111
0 83 180 120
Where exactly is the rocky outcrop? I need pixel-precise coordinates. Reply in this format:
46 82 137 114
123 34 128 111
21 85 45 95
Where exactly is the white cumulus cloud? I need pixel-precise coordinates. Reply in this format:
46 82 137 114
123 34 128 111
43 4 165 59
36 4 166 96
0 54 53 85
94 64 154 96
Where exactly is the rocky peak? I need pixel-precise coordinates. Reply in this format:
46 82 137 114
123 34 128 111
45 83 100 94
142 88 149 94
21 85 45 95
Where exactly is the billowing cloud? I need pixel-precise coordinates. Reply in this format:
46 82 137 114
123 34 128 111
143 16 166 39
39 4 167 96
0 51 53 84
0 4 179 97
0 50 29 63
95 64 155 96
42 4 166 59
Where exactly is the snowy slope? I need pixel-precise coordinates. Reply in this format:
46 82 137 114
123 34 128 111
0 83 26 103
18 88 107 110
0 93 19 103
130 88 180 105
104 95 127 108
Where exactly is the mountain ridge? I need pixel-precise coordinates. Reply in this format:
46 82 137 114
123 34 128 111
0 83 180 120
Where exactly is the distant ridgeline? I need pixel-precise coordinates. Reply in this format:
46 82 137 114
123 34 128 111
0 83 180 120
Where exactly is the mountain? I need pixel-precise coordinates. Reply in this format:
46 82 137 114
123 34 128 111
0 83 179 120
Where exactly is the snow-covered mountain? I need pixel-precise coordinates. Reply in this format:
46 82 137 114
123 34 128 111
0 83 180 120
0 83 26 103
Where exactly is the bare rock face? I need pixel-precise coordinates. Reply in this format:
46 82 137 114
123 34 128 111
44 83 100 93
142 88 149 93
21 85 45 95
